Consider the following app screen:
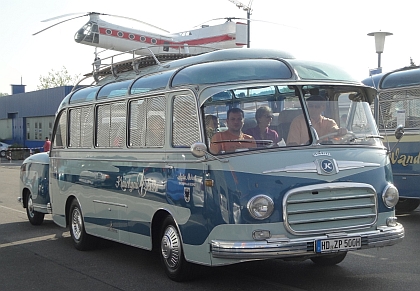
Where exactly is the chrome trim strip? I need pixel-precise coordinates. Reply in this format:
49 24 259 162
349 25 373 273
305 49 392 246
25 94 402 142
263 162 316 174
33 203 49 210
210 224 404 259
287 193 375 204
263 160 380 174
92 200 128 208
287 203 376 214
289 213 377 225
393 173 420 177
336 161 381 170
50 156 203 164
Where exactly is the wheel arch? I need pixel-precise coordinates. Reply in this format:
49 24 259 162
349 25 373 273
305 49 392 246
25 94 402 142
151 209 184 252
21 188 31 208
65 195 78 227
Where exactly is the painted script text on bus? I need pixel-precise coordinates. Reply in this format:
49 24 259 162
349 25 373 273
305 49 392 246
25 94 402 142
390 148 420 166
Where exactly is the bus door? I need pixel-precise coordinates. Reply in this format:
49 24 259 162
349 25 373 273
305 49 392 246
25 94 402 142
165 92 208 245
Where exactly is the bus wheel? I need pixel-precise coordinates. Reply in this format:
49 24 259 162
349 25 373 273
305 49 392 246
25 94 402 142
26 192 45 225
310 252 347 266
69 199 97 251
159 216 193 282
396 198 420 213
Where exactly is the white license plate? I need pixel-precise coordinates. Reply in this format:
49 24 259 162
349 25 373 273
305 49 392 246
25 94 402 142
316 236 361 253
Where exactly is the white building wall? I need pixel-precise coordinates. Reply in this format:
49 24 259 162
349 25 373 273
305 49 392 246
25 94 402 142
26 116 55 141
0 119 12 140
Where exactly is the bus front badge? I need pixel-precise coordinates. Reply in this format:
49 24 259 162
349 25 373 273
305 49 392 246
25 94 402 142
316 159 338 175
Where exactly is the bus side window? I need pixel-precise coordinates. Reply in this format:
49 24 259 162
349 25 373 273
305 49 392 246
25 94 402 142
96 102 126 148
69 106 93 148
172 94 200 147
145 96 165 147
53 110 67 148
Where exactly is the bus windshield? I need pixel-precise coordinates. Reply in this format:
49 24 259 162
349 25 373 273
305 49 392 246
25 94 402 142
203 85 381 154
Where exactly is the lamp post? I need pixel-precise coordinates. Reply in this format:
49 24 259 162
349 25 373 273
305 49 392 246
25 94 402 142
367 31 393 69
228 0 253 48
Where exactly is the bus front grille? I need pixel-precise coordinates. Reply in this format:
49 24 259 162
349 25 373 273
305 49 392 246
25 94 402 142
283 183 378 235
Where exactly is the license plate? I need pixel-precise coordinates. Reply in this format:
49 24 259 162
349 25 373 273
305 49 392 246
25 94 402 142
316 236 361 253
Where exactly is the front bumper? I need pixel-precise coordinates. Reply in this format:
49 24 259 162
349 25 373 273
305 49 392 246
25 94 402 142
211 223 404 259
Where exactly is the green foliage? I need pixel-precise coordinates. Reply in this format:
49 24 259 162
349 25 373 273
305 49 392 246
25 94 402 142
0 92 8 96
37 66 80 90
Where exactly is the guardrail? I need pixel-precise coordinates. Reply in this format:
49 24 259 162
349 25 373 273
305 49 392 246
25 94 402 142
0 147 43 163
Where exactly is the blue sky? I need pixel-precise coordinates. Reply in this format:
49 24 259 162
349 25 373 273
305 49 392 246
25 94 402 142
1 0 419 94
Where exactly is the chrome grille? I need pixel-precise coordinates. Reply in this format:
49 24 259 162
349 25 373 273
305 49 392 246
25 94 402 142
283 183 377 235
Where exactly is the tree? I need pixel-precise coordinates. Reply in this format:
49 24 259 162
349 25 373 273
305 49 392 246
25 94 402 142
37 66 80 90
0 93 8 96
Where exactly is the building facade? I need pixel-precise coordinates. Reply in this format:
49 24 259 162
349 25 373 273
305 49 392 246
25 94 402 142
0 85 73 150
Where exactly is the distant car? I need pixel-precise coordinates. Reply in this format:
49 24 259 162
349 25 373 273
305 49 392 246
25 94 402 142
18 152 50 225
0 142 11 158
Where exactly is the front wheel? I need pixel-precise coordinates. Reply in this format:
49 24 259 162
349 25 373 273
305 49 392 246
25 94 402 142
26 193 45 225
69 199 97 251
310 252 347 266
0 150 5 158
160 216 194 282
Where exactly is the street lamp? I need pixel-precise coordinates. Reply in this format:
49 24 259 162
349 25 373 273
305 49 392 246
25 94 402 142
228 0 253 48
367 31 393 69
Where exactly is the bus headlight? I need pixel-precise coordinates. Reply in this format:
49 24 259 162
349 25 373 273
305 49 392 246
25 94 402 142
247 195 274 220
382 184 399 208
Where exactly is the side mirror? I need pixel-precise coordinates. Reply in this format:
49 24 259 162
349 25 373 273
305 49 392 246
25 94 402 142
394 125 404 140
190 142 207 158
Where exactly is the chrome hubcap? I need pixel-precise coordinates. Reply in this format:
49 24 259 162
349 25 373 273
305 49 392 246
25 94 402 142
161 225 180 269
71 208 82 240
27 196 34 218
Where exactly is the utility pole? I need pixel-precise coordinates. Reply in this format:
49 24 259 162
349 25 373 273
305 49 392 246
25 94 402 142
228 0 253 48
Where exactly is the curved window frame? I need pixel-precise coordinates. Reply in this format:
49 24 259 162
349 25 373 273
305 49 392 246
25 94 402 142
69 86 99 104
171 59 293 87
97 80 132 100
130 69 175 95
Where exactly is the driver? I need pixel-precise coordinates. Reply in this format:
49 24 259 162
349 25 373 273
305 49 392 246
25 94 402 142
210 108 256 154
287 95 347 145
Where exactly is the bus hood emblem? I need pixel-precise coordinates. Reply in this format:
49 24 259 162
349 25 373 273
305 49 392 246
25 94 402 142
319 159 335 175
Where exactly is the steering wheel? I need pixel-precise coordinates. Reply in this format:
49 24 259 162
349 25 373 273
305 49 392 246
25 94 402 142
318 131 356 143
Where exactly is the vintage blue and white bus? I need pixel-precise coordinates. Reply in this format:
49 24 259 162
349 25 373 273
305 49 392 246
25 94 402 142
48 48 404 281
363 66 420 213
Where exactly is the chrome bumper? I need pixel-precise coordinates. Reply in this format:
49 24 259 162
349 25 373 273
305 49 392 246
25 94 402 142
210 223 404 259
17 197 52 214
